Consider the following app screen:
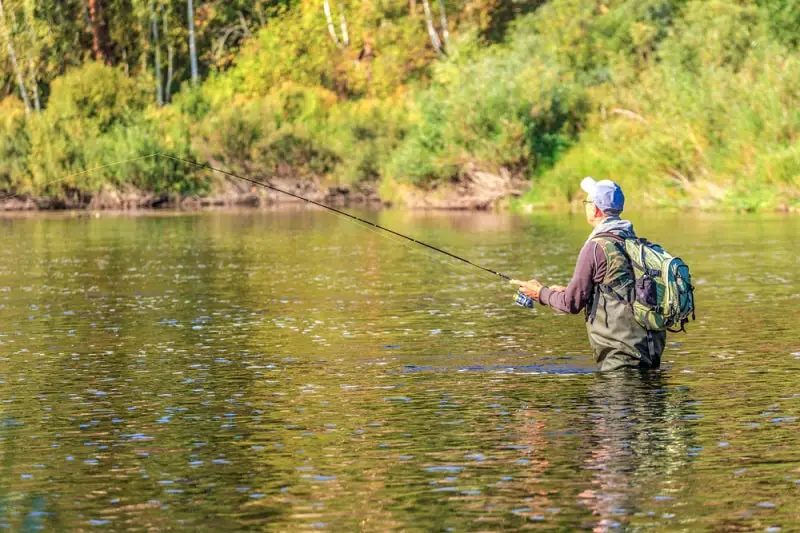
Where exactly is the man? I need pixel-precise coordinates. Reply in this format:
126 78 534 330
511 177 665 371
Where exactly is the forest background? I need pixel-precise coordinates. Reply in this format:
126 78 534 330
0 0 798 211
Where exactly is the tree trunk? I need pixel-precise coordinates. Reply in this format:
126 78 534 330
82 1 92 29
238 11 250 38
150 0 163 105
22 2 40 111
0 0 31 114
187 0 198 84
409 0 417 17
339 10 349 47
164 7 173 103
255 3 266 27
88 0 113 64
437 0 448 46
30 78 40 110
323 0 341 48
421 0 443 56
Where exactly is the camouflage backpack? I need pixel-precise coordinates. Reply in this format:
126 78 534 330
597 233 696 332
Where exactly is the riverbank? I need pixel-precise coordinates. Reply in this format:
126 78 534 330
0 164 533 212
3 188 798 213
0 178 381 212
3 2 797 217
3 177 798 213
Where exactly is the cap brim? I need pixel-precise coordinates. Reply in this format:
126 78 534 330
580 177 597 197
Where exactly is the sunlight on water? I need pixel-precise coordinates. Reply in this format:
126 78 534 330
0 210 798 530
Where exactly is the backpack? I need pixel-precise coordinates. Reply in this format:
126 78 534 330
597 234 695 332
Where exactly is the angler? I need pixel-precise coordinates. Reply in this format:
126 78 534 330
512 178 695 371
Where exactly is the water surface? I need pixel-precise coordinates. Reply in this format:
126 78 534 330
0 209 798 531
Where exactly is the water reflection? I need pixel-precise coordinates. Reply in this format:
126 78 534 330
578 371 695 531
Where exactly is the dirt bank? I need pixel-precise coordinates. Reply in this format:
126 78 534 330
0 166 530 211
0 177 382 212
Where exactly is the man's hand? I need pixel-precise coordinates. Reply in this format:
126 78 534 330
510 278 544 299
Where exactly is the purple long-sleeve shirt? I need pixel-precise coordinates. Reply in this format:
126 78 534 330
538 241 608 314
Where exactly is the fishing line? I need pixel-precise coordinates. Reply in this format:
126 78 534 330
0 153 159 201
160 153 512 282
339 216 500 283
2 152 512 282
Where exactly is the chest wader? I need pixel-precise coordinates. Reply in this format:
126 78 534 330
586 235 666 372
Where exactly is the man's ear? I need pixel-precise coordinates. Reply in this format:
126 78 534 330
593 205 604 218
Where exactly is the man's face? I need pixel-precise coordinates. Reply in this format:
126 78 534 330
584 196 596 224
584 197 603 226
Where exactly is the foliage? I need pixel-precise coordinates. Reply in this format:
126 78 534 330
526 28 800 210
1 63 204 196
0 96 29 189
193 83 408 186
0 0 798 210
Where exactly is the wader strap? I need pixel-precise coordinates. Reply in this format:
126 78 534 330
646 329 656 360
587 282 634 324
587 284 601 324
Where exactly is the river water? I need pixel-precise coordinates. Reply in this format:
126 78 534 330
0 210 798 531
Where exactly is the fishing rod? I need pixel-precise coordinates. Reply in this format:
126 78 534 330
160 153 513 282
0 152 523 286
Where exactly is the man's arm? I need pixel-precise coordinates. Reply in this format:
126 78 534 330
537 242 607 314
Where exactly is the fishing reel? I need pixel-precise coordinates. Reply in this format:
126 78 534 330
514 289 535 309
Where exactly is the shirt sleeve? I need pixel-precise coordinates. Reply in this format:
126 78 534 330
537 241 607 314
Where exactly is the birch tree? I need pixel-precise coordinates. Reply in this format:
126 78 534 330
0 0 31 114
187 0 198 84
150 0 162 105
421 0 448 56
437 0 448 46
323 0 348 48
163 3 173 103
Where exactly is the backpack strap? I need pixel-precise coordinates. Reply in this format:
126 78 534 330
595 233 662 276
593 231 624 242
668 317 688 333
592 232 638 277
586 234 615 324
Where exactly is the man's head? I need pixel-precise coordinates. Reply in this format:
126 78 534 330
580 177 624 227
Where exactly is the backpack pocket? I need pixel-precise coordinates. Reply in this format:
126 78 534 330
632 301 665 330
635 276 658 307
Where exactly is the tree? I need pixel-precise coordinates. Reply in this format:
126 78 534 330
150 0 163 105
421 0 447 56
0 0 31 114
188 0 198 84
163 2 173 103
88 0 113 64
323 0 349 48
22 0 41 111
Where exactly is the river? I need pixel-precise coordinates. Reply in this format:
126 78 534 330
0 209 798 531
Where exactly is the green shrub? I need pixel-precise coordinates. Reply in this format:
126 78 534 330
44 62 150 133
385 23 591 186
527 37 800 210
14 63 204 197
193 85 340 181
91 108 207 195
0 97 30 191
